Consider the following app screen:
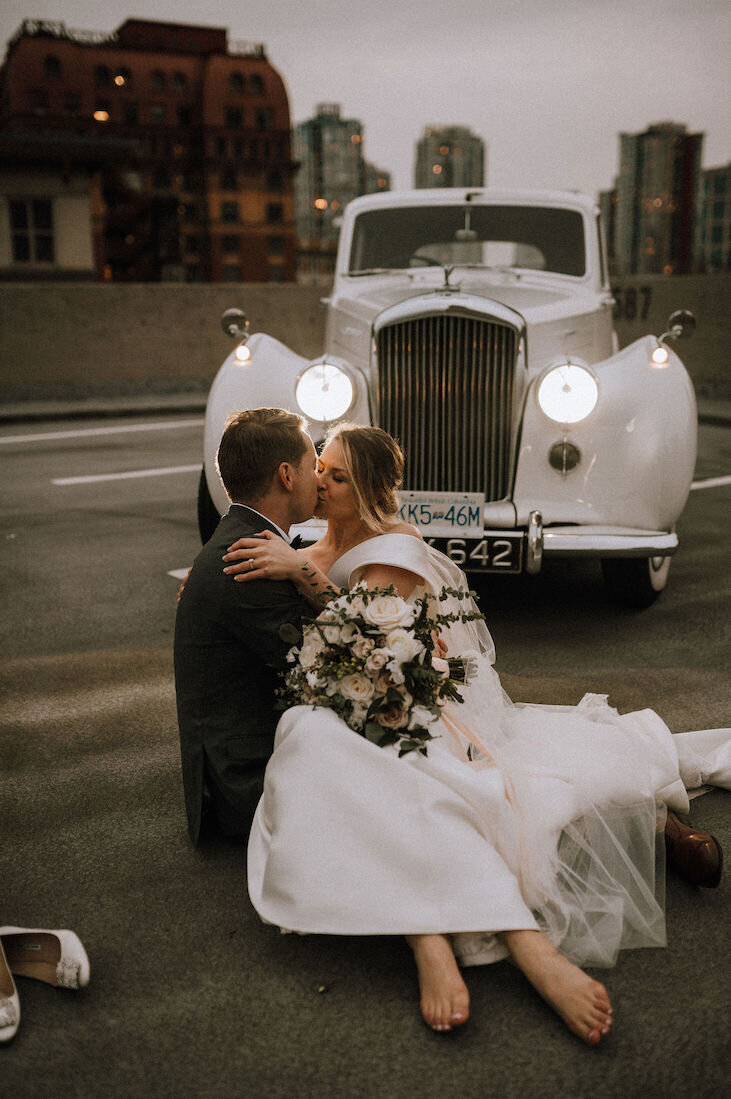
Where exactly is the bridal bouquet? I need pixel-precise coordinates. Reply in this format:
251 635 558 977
277 583 483 756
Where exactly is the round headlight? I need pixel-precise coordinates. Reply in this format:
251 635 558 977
537 363 598 425
295 361 354 423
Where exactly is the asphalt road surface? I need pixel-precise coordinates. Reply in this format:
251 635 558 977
1 414 729 1098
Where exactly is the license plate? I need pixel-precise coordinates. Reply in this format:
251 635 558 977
397 491 484 537
426 533 524 573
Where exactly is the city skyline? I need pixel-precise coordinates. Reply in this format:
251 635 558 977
0 0 728 199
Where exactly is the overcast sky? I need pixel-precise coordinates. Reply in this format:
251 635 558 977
2 0 728 197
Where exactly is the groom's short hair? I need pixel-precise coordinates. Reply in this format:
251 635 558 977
217 407 309 502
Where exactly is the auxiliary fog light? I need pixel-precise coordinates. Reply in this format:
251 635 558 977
549 440 581 474
651 345 669 367
295 360 354 423
234 340 252 364
537 363 598 425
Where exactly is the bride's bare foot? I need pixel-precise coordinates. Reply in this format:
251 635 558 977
500 930 612 1046
406 934 470 1032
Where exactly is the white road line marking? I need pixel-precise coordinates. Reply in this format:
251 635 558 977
53 464 200 485
690 475 731 490
168 568 191 580
0 418 203 444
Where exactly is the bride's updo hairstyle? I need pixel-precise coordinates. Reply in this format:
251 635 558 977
325 423 404 533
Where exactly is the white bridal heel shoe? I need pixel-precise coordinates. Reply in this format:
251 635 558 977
0 938 20 1043
0 927 90 990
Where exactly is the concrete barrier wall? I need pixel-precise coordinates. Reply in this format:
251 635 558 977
1 274 728 402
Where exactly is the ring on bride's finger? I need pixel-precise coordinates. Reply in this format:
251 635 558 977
248 558 255 571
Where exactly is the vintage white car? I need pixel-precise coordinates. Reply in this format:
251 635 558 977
200 188 698 607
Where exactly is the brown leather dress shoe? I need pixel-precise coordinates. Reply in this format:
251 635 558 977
665 810 723 888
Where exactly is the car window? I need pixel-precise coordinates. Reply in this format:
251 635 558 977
349 205 586 277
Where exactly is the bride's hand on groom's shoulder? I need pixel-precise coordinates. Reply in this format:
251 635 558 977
223 531 299 582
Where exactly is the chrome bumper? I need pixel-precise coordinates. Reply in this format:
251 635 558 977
527 510 678 572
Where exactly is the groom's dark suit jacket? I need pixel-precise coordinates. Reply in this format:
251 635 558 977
174 505 311 843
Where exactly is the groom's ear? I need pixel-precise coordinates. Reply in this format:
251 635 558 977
276 461 294 493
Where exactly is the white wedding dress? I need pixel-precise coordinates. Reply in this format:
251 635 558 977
247 535 729 968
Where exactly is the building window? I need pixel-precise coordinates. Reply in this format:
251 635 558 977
223 264 241 280
184 235 200 254
267 170 283 193
180 203 198 221
250 74 264 94
173 71 188 94
711 225 723 244
220 167 238 191
713 201 725 219
152 69 166 90
149 104 167 124
123 102 139 125
9 199 55 263
714 175 727 194
256 109 273 131
95 65 110 86
216 137 227 157
222 235 240 255
225 107 243 128
44 56 61 78
229 72 244 93
266 203 284 224
268 265 285 282
268 236 284 255
221 201 240 222
177 106 193 127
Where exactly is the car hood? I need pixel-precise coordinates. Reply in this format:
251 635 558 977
330 268 594 327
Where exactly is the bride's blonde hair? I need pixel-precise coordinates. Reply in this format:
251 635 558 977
324 423 404 533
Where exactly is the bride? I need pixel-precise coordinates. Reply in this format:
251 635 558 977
222 423 727 1043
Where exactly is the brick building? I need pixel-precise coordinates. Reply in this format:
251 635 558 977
0 18 297 281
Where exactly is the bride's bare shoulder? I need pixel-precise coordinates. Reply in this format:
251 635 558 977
386 521 423 541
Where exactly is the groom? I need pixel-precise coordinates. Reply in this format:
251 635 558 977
174 408 318 844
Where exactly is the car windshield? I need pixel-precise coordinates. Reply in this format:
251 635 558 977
348 204 586 277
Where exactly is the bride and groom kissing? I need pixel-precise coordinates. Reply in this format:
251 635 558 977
174 407 726 1040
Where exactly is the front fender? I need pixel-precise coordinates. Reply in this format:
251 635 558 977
513 335 697 530
203 333 310 514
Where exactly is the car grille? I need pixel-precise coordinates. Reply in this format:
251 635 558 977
375 313 517 498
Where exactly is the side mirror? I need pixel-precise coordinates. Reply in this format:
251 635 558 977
661 309 696 342
221 308 250 340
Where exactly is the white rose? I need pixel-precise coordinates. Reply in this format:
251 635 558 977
375 704 409 730
339 673 375 703
322 625 341 644
431 656 450 678
362 594 416 632
299 630 325 669
386 660 406 686
341 622 361 644
365 648 390 674
385 628 424 665
305 670 319 689
351 634 375 659
409 705 438 730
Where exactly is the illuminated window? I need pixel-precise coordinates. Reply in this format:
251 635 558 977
114 68 132 88
93 107 110 122
9 199 55 263
432 164 443 175
314 198 328 211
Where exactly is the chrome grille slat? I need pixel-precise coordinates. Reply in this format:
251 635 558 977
376 314 516 498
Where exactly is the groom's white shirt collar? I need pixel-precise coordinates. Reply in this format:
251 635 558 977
230 503 292 543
